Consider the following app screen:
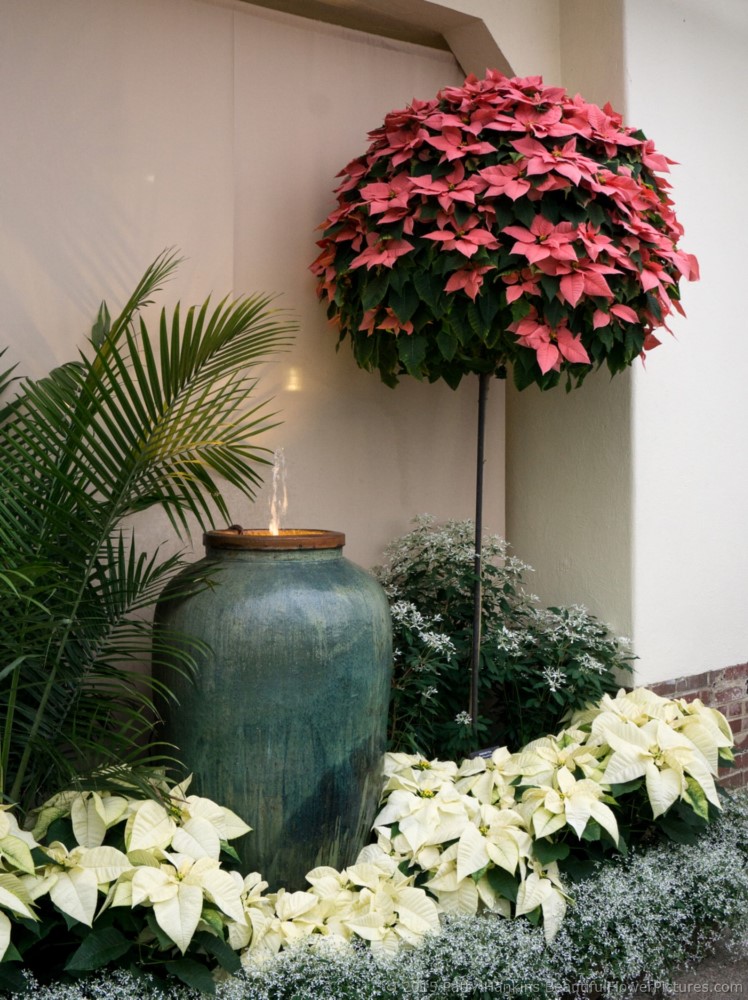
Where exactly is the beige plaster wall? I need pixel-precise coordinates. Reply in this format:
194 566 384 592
505 0 632 638
0 0 505 571
230 5 504 566
504 0 748 684
0 0 236 375
624 0 748 681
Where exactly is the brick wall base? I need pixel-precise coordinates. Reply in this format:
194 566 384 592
648 662 748 790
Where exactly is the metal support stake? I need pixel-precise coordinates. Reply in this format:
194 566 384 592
470 371 490 731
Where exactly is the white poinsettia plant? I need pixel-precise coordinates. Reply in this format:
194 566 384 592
0 688 735 991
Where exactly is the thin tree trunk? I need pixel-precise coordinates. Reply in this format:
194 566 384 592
470 371 490 732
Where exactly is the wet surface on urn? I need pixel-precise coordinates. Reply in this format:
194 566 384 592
154 530 392 889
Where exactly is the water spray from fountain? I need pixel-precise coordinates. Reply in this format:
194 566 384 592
268 447 288 536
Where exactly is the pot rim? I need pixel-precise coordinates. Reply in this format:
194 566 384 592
204 528 345 551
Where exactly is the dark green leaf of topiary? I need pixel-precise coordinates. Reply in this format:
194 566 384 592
397 334 428 378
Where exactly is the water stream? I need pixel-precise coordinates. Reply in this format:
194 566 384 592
268 447 288 535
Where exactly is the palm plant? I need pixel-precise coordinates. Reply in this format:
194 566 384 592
0 251 295 816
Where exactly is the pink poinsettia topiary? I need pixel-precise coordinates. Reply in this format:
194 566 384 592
310 69 698 391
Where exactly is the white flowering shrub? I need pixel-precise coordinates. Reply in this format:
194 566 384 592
0 776 439 994
10 795 748 998
0 688 738 996
369 686 736 944
376 515 634 758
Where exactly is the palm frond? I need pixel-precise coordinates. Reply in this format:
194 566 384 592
0 252 296 813
0 349 18 407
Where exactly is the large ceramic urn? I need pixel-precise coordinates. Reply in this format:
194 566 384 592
153 528 392 889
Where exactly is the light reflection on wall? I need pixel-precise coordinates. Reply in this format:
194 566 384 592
285 366 303 392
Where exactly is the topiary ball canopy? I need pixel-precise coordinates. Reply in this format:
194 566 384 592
310 69 699 392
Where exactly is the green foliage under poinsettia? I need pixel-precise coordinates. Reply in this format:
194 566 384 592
376 515 633 759
0 687 737 995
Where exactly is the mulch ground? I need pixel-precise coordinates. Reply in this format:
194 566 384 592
669 936 748 995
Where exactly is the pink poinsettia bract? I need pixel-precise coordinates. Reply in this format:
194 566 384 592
310 68 698 390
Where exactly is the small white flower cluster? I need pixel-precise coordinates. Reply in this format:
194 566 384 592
486 602 632 704
553 797 748 995
525 604 621 653
389 600 456 662
541 666 567 692
495 625 524 656
576 652 605 674
376 515 528 600
378 517 635 756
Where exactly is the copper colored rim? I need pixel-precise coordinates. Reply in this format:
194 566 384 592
204 528 345 551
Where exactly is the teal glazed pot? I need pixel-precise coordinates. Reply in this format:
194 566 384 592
153 528 392 890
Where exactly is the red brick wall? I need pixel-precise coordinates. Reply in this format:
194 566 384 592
649 662 748 790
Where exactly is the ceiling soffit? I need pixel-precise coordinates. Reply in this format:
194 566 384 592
237 0 512 75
